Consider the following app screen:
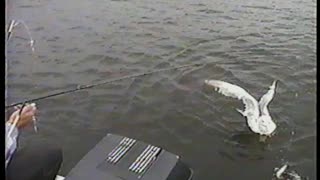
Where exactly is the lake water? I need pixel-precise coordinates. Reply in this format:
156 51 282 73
6 0 316 179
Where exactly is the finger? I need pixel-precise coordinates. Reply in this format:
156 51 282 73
9 109 21 121
9 104 37 124
21 104 37 114
24 111 37 118
14 104 25 111
8 115 18 123
14 103 36 111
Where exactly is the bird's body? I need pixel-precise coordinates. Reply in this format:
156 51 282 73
274 164 303 180
204 80 277 137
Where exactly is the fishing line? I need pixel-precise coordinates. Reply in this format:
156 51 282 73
6 19 36 104
5 19 208 110
6 19 40 133
5 63 205 109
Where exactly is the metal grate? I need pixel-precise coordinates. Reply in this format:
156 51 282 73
106 137 136 164
129 145 161 174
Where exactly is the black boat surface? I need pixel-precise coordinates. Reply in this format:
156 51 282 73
56 133 193 180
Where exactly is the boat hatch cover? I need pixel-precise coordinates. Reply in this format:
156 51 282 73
63 133 193 180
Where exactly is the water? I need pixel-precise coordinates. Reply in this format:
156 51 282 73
6 0 316 179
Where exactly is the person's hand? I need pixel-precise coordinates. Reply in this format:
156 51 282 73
7 103 37 129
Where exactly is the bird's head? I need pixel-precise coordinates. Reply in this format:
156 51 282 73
204 80 212 86
204 80 218 92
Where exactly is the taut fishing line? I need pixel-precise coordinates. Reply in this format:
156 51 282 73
5 19 208 110
5 63 204 109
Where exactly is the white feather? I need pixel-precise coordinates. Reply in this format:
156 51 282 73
204 80 277 136
259 80 277 116
276 164 288 178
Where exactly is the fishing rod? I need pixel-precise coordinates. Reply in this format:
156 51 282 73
4 21 203 135
6 19 35 52
6 19 36 105
5 62 205 109
5 19 206 109
6 19 39 133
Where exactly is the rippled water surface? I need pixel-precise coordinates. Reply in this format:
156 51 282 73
6 0 316 179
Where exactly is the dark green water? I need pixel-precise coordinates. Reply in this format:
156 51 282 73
6 0 316 179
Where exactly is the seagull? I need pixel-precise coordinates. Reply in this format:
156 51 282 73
274 164 303 180
204 80 277 141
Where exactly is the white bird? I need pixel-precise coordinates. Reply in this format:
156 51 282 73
275 164 288 179
274 164 303 180
204 79 277 139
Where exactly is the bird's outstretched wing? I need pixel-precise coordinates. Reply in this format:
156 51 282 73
258 80 277 116
204 80 260 120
